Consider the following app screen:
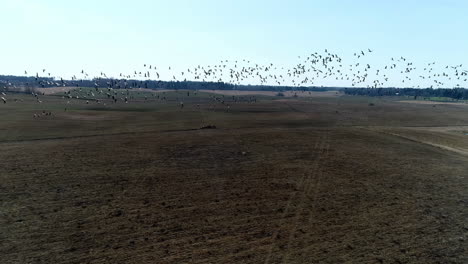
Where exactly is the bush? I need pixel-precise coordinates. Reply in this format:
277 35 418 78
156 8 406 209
276 92 285 97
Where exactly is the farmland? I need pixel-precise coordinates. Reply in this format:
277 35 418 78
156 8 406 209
1 89 467 263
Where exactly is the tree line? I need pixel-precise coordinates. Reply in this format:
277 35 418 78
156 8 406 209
0 75 340 93
5 75 466 100
344 87 468 100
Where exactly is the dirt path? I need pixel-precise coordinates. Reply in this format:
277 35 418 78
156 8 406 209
379 130 468 157
264 132 330 264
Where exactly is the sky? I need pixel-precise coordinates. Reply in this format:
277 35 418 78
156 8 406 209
1 0 467 87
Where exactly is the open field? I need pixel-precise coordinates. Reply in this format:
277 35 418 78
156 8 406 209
1 89 468 263
198 90 341 97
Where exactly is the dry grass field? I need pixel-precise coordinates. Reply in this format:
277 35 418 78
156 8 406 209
1 89 467 263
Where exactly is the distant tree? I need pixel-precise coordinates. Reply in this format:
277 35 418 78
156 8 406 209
344 87 468 101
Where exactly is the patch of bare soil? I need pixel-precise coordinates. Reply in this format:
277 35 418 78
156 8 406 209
62 112 117 121
36 87 78 95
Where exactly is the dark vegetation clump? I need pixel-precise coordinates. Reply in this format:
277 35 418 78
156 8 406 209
200 125 217 129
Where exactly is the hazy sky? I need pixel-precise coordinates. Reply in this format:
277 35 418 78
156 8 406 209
1 0 467 87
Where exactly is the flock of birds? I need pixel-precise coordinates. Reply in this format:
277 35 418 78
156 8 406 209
105 48 467 89
1 49 468 108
